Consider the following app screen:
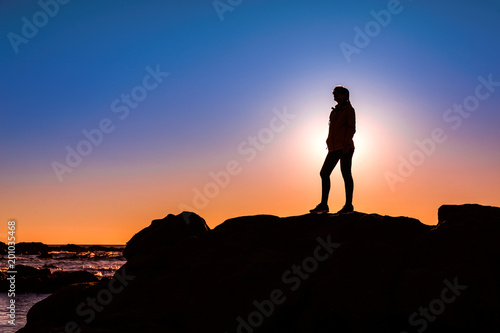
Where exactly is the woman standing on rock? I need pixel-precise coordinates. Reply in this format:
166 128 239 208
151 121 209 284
310 85 356 214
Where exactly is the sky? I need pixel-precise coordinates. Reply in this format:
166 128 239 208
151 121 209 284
1 0 499 244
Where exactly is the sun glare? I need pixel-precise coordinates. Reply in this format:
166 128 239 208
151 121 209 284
297 113 376 170
298 117 329 167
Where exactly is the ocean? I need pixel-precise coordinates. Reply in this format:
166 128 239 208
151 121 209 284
1 245 126 333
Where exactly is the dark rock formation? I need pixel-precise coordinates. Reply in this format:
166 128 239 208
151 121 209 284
52 244 86 253
0 265 98 293
16 242 50 256
123 211 209 261
0 241 7 255
17 204 500 333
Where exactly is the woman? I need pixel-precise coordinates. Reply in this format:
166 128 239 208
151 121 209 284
310 85 356 214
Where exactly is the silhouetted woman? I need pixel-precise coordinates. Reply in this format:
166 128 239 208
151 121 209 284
310 85 355 214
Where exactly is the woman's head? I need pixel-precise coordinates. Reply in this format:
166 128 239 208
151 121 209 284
333 85 350 104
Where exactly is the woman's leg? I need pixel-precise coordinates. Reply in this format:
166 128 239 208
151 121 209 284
320 150 341 205
340 148 354 207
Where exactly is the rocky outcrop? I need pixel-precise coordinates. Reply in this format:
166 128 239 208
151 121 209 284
123 211 210 260
16 242 51 256
0 265 98 293
18 204 500 333
0 241 7 255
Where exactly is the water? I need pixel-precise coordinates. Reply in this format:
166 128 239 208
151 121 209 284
1 245 126 333
1 245 125 279
0 293 50 333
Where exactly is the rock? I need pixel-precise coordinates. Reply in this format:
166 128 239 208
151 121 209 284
0 265 98 293
0 241 7 255
396 204 500 332
14 264 51 277
17 242 50 255
53 244 86 252
123 211 210 261
23 282 101 331
51 270 99 287
438 203 500 227
18 205 500 333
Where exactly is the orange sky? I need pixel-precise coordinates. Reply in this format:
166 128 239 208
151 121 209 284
2 96 499 244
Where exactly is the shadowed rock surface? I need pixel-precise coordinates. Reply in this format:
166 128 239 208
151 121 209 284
0 265 99 293
16 242 51 256
17 204 500 333
0 241 6 255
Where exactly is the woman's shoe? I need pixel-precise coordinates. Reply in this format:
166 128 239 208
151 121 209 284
309 203 329 214
336 204 354 214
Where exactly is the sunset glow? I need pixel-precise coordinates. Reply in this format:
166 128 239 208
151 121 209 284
1 0 499 244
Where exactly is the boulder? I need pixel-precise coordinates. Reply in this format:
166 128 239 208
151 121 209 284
17 242 50 255
53 244 86 252
0 265 98 293
123 211 209 261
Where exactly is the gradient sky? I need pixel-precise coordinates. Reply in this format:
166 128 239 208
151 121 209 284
1 0 499 244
